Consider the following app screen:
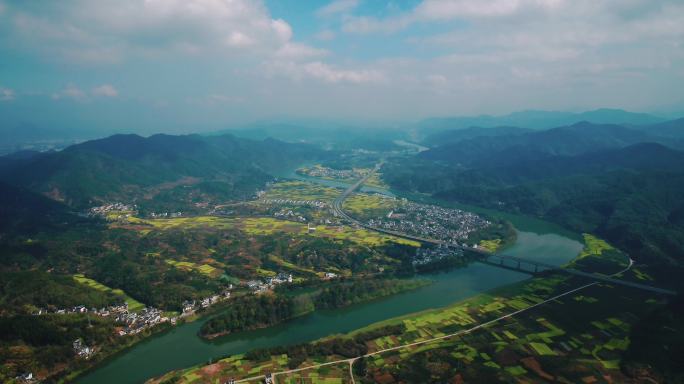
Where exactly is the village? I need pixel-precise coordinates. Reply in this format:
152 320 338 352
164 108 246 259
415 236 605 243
366 199 491 244
413 244 464 266
87 202 136 217
296 165 365 180
87 202 184 220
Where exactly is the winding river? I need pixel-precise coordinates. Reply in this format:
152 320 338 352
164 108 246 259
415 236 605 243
76 176 583 384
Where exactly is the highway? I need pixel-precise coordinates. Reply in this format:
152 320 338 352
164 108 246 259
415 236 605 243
235 250 638 383
231 168 675 383
331 164 677 296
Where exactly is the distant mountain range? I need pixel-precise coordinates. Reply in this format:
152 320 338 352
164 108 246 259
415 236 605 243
218 123 405 151
384 119 684 267
0 182 78 235
420 119 684 168
0 133 324 209
417 108 666 139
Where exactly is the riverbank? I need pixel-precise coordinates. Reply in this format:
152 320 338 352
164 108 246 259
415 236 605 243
76 221 582 384
74 165 584 384
149 232 637 384
199 278 432 340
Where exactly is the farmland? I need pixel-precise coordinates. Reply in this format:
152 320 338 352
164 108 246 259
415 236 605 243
73 274 145 312
120 215 420 248
239 217 420 247
164 260 222 278
261 181 342 202
150 234 661 384
296 165 389 189
342 193 397 219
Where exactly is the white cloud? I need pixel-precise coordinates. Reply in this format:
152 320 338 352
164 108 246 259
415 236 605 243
426 74 447 87
0 87 14 101
316 0 359 18
342 0 682 35
52 84 87 100
271 19 293 43
225 31 255 48
263 60 386 85
302 62 385 84
189 94 245 107
315 29 337 41
92 84 118 97
2 1 301 63
413 0 563 20
275 43 328 60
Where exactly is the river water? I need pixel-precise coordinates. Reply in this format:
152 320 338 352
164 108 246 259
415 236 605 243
76 175 583 384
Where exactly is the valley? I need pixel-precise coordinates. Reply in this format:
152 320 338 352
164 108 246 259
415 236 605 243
3 3 684 382
1 117 683 384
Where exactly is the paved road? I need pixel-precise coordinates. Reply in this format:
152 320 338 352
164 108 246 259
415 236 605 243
332 164 676 296
230 166 674 382
235 257 636 383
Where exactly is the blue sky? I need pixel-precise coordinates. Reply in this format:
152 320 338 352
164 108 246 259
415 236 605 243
1 0 683 137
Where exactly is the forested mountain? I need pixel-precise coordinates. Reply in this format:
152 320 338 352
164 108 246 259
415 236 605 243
419 121 684 168
384 136 684 268
0 134 325 209
224 123 405 151
422 126 532 147
0 182 79 235
634 117 684 138
417 108 664 138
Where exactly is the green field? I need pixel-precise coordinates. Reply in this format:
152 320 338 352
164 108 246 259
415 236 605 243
298 164 389 190
240 217 420 247
119 215 420 248
577 234 614 260
262 180 342 202
165 260 221 278
119 215 235 233
478 239 502 252
342 193 397 217
73 274 145 312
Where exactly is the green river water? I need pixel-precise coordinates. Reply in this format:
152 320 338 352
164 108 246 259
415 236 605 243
76 175 584 384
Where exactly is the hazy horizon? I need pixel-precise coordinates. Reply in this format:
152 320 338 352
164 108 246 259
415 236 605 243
2 0 684 138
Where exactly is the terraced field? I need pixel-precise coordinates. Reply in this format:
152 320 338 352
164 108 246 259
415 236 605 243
262 181 342 202
117 215 420 248
164 260 222 278
478 238 502 252
342 193 397 218
150 234 662 384
239 217 420 247
73 274 145 312
577 234 614 261
297 165 389 189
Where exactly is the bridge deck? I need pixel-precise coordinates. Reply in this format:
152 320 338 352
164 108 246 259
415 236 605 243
332 164 677 297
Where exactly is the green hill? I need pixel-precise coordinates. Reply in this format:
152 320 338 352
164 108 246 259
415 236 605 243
1 133 324 209
385 140 684 269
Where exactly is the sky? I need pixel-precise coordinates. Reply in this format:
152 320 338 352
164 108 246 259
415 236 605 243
1 0 684 137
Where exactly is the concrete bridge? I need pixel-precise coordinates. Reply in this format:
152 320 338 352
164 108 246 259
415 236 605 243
331 165 678 297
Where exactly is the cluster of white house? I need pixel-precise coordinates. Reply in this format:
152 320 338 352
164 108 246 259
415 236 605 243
413 244 464 266
272 208 308 222
297 166 364 180
148 211 183 218
32 288 234 338
246 272 294 293
367 198 491 242
181 288 232 314
88 202 136 216
33 303 129 316
72 338 94 359
264 198 327 209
